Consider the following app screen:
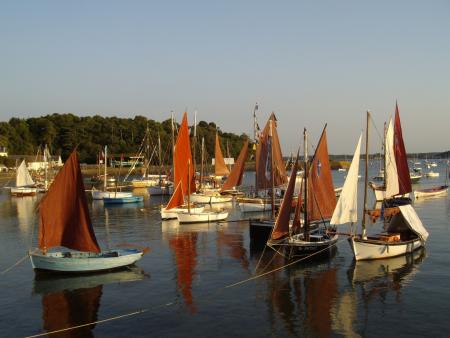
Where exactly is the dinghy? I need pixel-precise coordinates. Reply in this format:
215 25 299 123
29 150 147 273
413 185 448 199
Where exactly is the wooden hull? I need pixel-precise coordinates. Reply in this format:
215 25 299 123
160 205 205 220
238 198 273 212
349 236 424 261
91 191 133 200
249 219 274 244
278 232 338 256
176 210 228 223
10 187 37 196
414 186 448 199
29 249 144 273
189 193 232 204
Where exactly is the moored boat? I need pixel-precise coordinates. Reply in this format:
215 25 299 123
413 185 448 199
103 196 144 204
176 210 229 223
10 160 37 196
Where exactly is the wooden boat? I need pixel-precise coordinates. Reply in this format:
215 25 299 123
413 185 448 199
268 125 338 257
103 196 144 204
160 113 204 220
248 113 288 240
10 160 37 196
410 171 422 182
29 150 147 273
347 107 428 261
425 170 439 178
189 192 232 204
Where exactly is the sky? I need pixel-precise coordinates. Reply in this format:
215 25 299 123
1 0 449 154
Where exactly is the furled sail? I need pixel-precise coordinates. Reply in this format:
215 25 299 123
330 134 362 225
307 126 336 222
38 150 100 253
271 152 299 240
173 112 196 196
221 140 249 191
16 160 34 187
255 113 287 190
385 118 399 199
214 133 230 177
393 103 412 195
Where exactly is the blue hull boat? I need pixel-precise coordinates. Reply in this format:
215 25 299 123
103 196 144 204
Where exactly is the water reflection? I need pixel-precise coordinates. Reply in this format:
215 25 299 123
33 267 147 337
14 195 39 235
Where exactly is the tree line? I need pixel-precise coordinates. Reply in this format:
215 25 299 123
0 113 249 165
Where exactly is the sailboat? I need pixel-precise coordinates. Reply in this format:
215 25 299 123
267 126 338 257
10 160 37 196
148 133 173 195
161 113 205 220
239 113 287 213
189 132 233 204
29 150 146 272
91 145 133 200
220 140 249 196
347 112 429 261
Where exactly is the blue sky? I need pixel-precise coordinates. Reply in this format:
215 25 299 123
1 1 449 154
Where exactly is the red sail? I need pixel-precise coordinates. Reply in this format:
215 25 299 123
271 154 299 240
255 113 287 190
307 126 336 222
173 112 196 197
221 140 249 191
394 103 412 194
165 182 184 210
38 150 100 253
215 133 230 176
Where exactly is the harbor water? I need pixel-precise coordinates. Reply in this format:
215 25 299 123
1 163 449 337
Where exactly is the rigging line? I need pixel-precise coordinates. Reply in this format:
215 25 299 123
368 114 384 144
24 309 149 338
0 254 29 275
223 237 346 289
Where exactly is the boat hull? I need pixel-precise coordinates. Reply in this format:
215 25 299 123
249 219 274 244
148 185 173 196
349 236 424 261
91 191 133 200
10 187 37 196
103 196 144 204
29 249 144 273
161 206 205 220
238 198 273 212
413 186 448 199
176 211 228 223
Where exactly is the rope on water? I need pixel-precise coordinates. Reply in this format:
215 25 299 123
24 309 149 338
0 254 29 275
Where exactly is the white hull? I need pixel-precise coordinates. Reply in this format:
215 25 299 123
349 237 423 261
177 210 229 223
131 179 159 188
11 187 37 196
189 193 232 204
29 248 144 272
425 172 439 178
148 185 173 195
91 190 133 200
239 201 272 212
160 205 205 220
414 187 448 199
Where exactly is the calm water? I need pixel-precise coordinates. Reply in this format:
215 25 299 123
1 163 450 337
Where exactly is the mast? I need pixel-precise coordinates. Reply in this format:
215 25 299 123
104 145 107 191
171 112 175 180
44 144 48 190
158 132 162 183
253 103 258 197
362 111 370 239
270 120 275 219
192 111 197 174
200 137 205 190
226 140 231 171
187 159 191 213
145 122 150 180
303 128 309 241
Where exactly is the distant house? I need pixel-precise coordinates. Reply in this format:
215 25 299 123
0 164 8 172
7 154 62 171
0 146 7 157
212 158 235 166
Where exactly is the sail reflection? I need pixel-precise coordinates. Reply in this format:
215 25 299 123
34 267 147 337
217 229 249 271
168 232 198 313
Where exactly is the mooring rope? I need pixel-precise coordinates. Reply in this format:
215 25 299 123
0 254 29 275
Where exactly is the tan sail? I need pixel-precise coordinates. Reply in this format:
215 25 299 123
38 150 100 253
307 126 336 222
221 140 248 191
214 133 230 177
255 113 287 190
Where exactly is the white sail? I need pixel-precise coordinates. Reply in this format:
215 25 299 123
330 134 362 225
16 160 34 187
385 118 399 198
